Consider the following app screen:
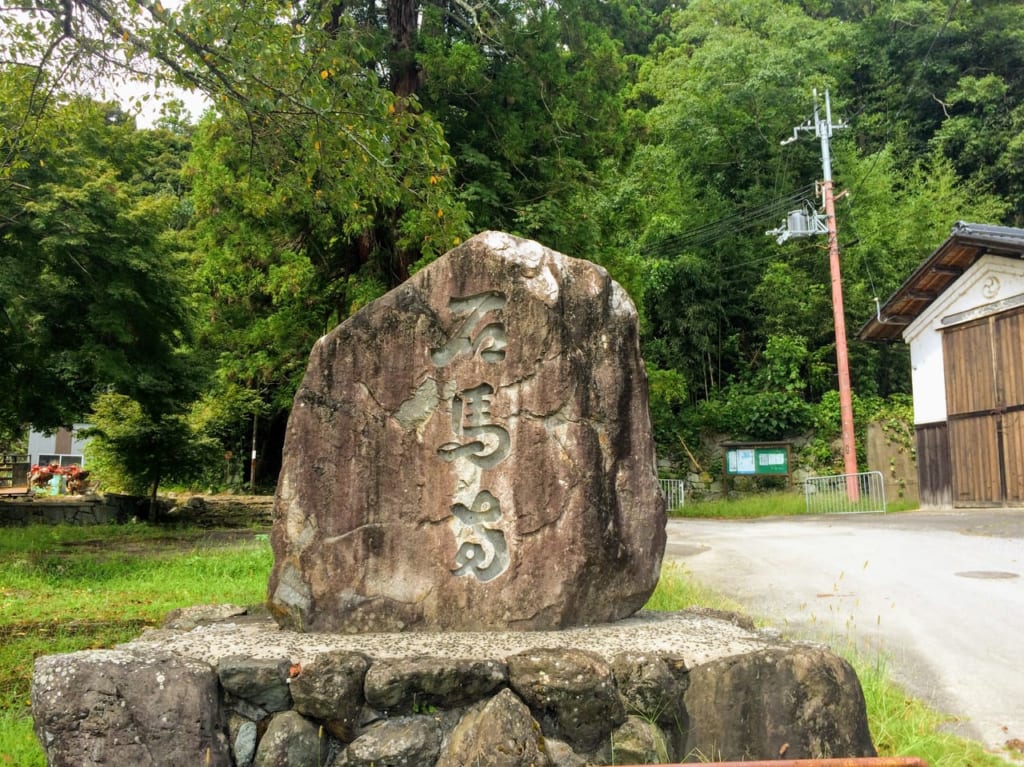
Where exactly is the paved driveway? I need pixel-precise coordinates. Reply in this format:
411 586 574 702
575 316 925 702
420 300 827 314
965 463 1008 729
665 509 1024 755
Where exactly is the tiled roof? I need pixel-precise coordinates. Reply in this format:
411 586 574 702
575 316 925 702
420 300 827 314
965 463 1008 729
858 221 1024 342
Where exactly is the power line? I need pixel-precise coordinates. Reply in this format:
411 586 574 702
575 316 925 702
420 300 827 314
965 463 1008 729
640 1 963 264
640 183 818 258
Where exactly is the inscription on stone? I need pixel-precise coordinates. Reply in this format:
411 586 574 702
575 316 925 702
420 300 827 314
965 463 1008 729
437 383 510 469
430 292 508 366
431 293 513 581
450 490 508 582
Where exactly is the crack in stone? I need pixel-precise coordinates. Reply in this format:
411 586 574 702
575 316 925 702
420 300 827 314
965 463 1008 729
356 381 386 414
321 523 391 547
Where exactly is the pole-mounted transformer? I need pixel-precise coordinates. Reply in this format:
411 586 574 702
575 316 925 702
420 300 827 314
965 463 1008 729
766 202 829 244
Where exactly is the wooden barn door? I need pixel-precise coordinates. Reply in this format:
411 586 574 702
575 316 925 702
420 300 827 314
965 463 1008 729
997 310 1024 503
943 308 1024 506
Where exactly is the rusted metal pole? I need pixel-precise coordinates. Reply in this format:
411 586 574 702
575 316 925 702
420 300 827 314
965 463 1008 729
816 90 859 501
779 90 859 501
823 175 860 500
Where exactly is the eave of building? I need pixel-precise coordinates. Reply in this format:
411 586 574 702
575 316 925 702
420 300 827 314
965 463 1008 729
858 221 1024 343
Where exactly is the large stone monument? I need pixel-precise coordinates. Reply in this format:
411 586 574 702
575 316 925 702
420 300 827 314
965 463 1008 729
268 231 667 632
31 233 879 766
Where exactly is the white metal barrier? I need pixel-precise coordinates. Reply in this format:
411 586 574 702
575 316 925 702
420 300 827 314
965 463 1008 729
659 478 685 512
803 470 886 514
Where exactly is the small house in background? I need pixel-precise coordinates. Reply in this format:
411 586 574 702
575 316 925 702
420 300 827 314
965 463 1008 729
27 424 92 468
860 222 1024 508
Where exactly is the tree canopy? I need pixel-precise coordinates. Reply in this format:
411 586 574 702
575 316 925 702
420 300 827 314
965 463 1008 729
3 0 1024 479
0 80 196 438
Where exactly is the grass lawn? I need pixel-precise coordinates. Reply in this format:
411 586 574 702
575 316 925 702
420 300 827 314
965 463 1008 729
0 523 272 765
1 519 1014 767
674 491 920 518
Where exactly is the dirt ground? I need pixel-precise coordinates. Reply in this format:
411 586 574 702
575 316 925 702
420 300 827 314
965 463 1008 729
56 527 266 555
153 493 275 529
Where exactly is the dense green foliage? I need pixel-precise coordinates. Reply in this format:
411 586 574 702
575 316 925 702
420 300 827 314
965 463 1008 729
0 85 196 438
84 393 221 517
3 0 1023 480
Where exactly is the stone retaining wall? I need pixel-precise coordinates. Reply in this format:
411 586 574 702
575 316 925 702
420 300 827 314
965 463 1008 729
32 609 877 767
0 497 129 526
0 493 274 527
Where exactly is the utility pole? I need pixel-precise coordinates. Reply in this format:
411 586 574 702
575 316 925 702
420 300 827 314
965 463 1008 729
773 90 859 498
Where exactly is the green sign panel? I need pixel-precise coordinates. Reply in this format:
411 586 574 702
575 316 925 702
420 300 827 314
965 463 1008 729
725 446 789 476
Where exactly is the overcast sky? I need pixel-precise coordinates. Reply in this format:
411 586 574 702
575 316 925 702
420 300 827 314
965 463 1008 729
117 78 211 128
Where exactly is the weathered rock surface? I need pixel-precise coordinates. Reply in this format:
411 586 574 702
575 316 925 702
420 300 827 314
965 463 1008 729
364 656 508 712
611 651 689 760
233 719 259 767
267 231 666 632
436 688 551 767
544 739 588 767
611 715 671 765
217 656 294 713
682 645 877 761
164 603 249 630
31 610 878 767
508 647 626 753
253 710 330 767
32 649 231 767
289 650 370 740
333 715 443 766
611 651 688 725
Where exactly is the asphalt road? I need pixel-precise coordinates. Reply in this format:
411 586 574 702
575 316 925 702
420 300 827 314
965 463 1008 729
665 509 1024 755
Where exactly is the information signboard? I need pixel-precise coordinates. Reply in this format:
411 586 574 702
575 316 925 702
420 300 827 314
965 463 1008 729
724 444 790 476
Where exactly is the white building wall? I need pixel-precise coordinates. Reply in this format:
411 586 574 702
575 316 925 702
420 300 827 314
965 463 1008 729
68 426 92 457
907 330 947 425
26 431 50 461
903 255 1024 425
27 424 92 466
